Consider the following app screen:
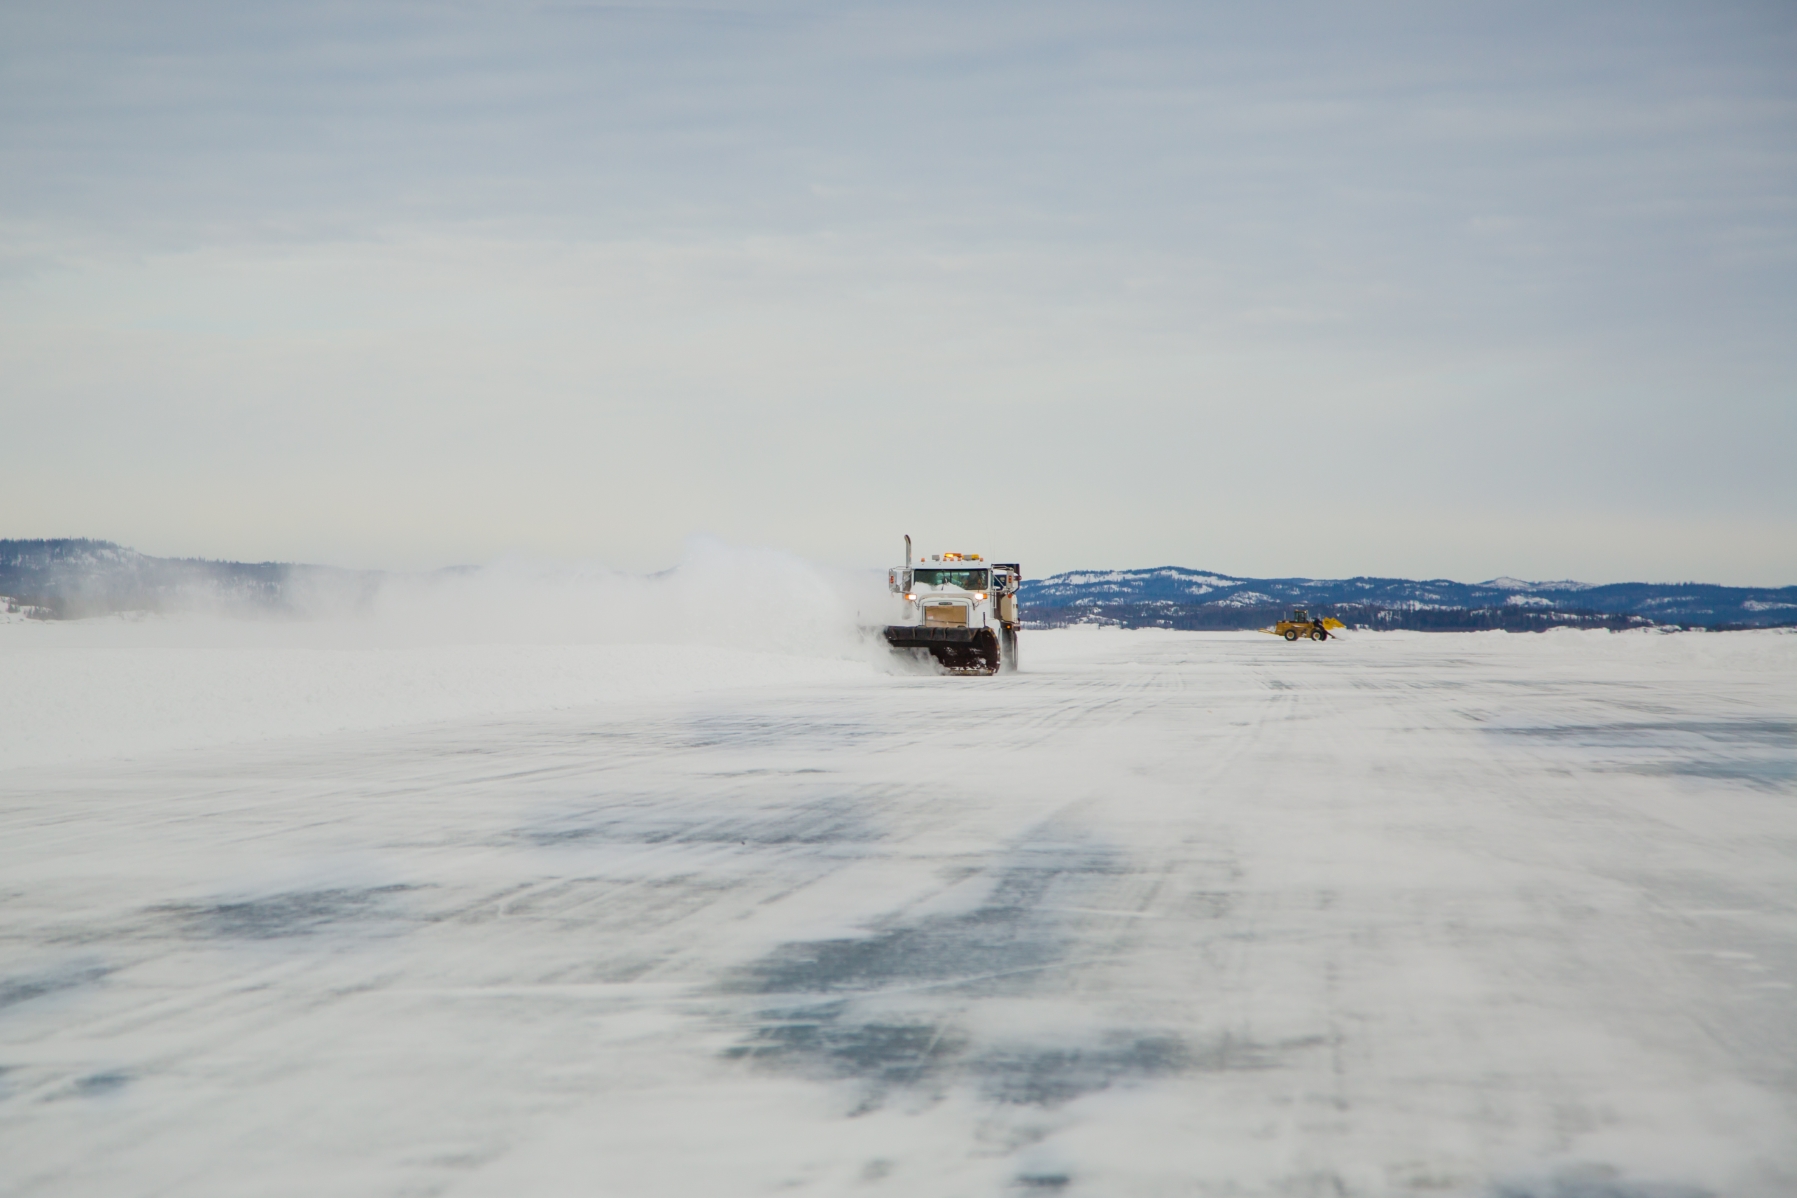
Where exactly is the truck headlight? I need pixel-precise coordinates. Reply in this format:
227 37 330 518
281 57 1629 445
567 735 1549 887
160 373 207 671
974 592 986 601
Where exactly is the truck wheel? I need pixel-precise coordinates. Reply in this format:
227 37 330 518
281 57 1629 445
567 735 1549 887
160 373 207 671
974 629 1000 675
1312 629 1326 641
1284 629 1298 641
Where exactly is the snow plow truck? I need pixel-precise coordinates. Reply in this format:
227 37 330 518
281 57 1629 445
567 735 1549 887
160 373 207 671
884 536 1020 675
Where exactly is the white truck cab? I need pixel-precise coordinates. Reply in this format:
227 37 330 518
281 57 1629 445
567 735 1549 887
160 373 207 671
884 536 1020 674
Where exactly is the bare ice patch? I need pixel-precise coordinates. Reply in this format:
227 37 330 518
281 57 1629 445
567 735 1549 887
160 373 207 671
717 828 1211 1113
1493 1163 1714 1198
150 885 415 940
1490 719 1796 790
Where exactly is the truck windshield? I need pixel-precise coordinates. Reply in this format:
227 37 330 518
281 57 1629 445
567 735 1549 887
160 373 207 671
913 568 989 590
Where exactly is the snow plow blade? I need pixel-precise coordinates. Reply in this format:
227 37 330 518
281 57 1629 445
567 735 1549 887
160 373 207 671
884 625 1004 675
884 626 983 647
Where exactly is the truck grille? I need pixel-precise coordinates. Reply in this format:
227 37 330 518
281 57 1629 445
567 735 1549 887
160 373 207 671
923 604 968 627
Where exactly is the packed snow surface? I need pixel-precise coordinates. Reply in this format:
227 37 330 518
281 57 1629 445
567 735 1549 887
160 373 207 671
3 624 1795 1197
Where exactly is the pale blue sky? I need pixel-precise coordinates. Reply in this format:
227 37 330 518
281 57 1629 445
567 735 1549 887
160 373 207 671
3 1 1793 582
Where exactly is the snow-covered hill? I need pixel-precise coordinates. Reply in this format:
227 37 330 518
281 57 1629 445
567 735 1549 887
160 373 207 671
1021 566 1797 630
0 539 371 618
8 541 1794 630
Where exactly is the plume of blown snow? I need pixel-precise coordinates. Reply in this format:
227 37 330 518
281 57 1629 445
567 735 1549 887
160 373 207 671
359 538 888 658
0 540 895 771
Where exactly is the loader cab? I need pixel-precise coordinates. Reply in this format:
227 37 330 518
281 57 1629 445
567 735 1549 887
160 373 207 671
1290 607 1310 624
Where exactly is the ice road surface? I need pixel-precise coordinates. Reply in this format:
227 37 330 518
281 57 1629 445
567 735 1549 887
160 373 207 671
3 626 1795 1197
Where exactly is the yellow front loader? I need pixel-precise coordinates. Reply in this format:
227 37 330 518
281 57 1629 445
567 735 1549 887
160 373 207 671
1261 607 1345 641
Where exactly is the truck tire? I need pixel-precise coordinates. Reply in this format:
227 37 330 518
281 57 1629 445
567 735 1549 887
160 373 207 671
1311 628 1326 641
974 628 1001 675
933 631 1001 675
1284 628 1298 641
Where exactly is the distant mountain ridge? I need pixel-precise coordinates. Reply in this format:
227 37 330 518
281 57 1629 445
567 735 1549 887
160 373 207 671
0 539 377 619
1020 566 1797 631
6 541 1795 629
